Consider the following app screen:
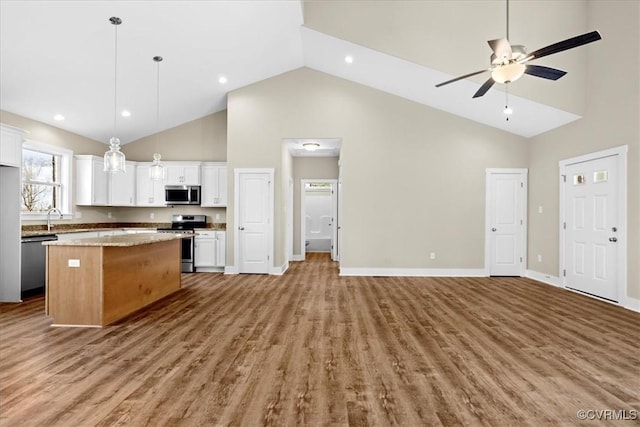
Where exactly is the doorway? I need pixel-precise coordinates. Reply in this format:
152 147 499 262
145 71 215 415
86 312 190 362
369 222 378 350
301 179 339 261
560 146 627 302
234 168 274 274
485 168 528 276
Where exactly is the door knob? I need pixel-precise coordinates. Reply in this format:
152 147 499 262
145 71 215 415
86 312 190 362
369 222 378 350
609 237 617 242
238 226 245 231
491 228 497 232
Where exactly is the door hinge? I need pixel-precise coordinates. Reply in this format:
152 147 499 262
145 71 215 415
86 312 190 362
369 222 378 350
520 257 523 263
520 182 523 188
563 269 566 277
563 222 566 230
520 219 523 225
562 174 566 183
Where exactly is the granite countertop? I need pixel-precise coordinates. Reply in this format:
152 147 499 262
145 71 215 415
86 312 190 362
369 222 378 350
21 222 226 237
43 233 188 247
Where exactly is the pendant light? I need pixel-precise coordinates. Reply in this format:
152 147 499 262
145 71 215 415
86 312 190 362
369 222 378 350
149 55 165 181
104 16 126 173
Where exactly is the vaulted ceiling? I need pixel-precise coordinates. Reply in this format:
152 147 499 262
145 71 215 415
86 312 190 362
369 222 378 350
0 1 594 144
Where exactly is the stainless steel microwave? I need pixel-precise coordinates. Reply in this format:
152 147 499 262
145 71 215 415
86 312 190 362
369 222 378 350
165 185 201 205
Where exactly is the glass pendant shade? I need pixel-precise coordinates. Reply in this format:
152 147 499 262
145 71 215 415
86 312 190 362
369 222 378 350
149 153 164 180
104 136 125 172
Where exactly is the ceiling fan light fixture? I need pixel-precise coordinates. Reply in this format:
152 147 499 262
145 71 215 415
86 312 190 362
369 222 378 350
303 142 320 152
491 62 525 84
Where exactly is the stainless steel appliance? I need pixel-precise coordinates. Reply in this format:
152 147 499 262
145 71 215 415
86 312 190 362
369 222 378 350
157 214 206 273
165 185 201 205
21 233 58 298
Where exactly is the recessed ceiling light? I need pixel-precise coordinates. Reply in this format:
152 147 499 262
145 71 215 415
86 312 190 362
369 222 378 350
54 114 65 121
344 55 354 64
303 142 320 151
218 76 227 84
121 110 131 117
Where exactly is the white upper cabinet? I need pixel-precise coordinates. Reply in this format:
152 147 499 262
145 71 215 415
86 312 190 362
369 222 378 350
165 162 201 185
201 163 227 207
0 124 24 167
75 155 108 206
76 156 135 206
108 161 136 206
136 164 165 207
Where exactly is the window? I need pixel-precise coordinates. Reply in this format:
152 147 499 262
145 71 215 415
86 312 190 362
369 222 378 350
21 141 72 218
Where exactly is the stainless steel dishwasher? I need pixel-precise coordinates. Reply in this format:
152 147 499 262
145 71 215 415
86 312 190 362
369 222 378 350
21 234 58 298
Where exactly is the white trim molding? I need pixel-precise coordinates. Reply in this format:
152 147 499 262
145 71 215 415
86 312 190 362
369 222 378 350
224 266 239 275
270 262 289 276
339 268 486 277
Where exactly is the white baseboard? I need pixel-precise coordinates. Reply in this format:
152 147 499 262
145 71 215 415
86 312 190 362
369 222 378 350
525 270 562 287
526 269 640 313
290 254 304 262
623 296 640 313
339 267 486 277
224 266 238 275
270 262 289 276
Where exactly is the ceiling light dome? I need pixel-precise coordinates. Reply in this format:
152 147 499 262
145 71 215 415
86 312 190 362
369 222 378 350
303 142 320 152
491 62 526 84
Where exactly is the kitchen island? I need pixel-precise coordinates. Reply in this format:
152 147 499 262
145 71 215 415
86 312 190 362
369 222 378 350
44 233 184 327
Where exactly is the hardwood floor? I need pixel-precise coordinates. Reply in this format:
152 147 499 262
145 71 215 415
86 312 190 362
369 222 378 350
1 253 638 426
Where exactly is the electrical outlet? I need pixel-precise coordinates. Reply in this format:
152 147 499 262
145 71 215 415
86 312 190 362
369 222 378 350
150 212 155 220
430 252 436 260
75 211 82 219
68 259 80 268
215 213 221 221
537 254 543 263
107 212 112 219
538 206 543 214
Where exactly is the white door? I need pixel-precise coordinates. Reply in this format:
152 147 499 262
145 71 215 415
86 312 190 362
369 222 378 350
486 170 527 276
236 170 272 274
563 155 619 301
331 181 339 261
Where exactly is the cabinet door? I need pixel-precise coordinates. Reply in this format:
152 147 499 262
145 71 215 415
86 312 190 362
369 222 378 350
164 165 184 185
201 165 227 206
194 237 216 267
136 165 165 206
182 165 200 185
0 126 23 167
91 158 108 205
109 161 135 206
165 163 201 185
215 232 226 266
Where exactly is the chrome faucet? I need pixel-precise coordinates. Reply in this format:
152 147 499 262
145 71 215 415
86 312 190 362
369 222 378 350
47 208 63 232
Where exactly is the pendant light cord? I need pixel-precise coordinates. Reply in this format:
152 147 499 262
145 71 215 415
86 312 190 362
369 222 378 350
156 58 160 150
113 21 118 138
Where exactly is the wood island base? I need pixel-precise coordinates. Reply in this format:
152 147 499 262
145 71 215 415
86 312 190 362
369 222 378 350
45 236 182 327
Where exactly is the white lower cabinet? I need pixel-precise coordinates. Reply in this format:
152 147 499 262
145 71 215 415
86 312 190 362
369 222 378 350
194 230 225 270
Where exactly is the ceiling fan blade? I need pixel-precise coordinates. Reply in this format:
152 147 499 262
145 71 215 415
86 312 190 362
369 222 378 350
435 69 489 87
524 64 567 80
488 38 512 61
472 78 495 98
526 31 602 61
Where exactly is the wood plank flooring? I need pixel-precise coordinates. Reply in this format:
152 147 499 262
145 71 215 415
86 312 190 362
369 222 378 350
1 253 639 426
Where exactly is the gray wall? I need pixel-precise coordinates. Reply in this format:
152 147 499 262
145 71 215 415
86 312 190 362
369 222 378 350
226 67 529 269
527 0 639 300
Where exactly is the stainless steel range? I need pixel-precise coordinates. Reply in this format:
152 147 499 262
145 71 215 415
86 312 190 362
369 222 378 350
157 214 206 273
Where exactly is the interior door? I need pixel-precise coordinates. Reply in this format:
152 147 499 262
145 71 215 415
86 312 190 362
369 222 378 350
564 155 618 301
487 171 526 276
237 171 271 274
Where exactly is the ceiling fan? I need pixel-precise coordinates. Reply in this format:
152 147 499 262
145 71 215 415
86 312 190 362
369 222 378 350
435 0 602 98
